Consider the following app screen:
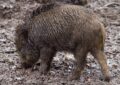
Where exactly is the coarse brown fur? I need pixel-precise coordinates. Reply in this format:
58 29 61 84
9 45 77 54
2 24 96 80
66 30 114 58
15 4 110 82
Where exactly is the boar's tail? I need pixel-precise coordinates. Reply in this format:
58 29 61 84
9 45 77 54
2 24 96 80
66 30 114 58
99 23 106 51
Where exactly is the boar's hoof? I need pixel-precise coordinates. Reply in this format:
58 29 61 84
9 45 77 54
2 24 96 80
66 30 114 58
104 76 110 82
21 63 32 69
39 64 50 74
100 76 111 82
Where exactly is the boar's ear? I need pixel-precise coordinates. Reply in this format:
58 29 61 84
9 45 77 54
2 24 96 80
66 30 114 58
32 6 42 17
31 2 55 17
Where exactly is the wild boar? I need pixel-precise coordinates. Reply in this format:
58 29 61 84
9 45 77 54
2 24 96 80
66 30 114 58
15 4 110 81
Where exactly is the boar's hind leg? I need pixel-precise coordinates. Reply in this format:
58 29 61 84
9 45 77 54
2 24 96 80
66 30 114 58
69 46 88 80
40 47 56 74
91 50 110 82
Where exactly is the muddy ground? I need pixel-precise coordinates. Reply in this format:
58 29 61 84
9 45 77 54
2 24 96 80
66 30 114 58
0 0 120 85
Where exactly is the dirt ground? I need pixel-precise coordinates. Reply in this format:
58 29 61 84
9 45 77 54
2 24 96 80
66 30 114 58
0 0 120 85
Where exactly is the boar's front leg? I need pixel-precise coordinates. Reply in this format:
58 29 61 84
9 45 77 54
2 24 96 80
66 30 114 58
20 46 40 69
39 47 56 74
69 46 88 80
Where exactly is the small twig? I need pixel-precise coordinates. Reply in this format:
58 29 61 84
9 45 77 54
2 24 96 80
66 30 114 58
0 50 17 54
104 2 120 7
